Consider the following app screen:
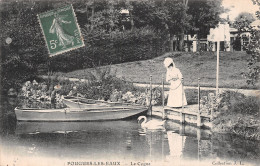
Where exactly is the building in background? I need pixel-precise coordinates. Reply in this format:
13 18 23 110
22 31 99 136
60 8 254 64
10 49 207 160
190 21 258 52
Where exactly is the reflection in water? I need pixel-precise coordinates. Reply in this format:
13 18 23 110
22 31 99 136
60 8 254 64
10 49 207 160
167 131 186 159
0 97 259 166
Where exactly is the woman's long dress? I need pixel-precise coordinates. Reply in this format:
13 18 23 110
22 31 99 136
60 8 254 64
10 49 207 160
166 67 187 107
49 18 74 48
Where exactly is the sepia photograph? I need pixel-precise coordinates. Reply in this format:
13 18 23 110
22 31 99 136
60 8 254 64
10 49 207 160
0 0 259 165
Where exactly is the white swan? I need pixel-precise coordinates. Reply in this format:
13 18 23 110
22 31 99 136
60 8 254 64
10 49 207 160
137 116 166 129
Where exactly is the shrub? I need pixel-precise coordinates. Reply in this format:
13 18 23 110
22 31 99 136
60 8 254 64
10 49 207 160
49 27 166 72
1 55 38 94
76 66 140 100
211 91 260 140
218 91 259 115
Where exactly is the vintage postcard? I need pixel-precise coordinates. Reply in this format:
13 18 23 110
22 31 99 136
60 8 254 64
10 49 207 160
0 0 259 166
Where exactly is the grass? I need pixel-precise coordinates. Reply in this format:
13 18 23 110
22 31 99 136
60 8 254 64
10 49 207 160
61 51 259 89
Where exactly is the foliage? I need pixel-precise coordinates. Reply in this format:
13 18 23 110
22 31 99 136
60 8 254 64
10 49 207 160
0 1 51 93
213 112 260 140
0 0 225 92
217 91 259 115
244 30 260 86
187 0 224 39
131 0 189 51
129 0 223 50
59 65 163 106
233 12 255 32
49 27 166 72
241 2 260 86
1 54 38 93
165 0 191 35
200 93 220 115
76 66 139 100
211 91 260 140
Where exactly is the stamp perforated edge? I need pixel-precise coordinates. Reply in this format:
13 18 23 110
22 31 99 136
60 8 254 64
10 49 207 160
37 4 85 57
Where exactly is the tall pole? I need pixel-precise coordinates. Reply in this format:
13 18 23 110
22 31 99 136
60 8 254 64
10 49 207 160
213 40 220 121
197 78 201 127
182 77 184 111
181 77 185 123
162 75 165 119
198 78 200 111
149 75 153 116
216 40 220 96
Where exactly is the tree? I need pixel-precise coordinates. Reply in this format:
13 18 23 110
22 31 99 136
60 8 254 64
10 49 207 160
187 0 224 51
232 12 256 51
242 1 260 86
131 0 223 52
0 1 52 92
244 30 260 86
178 0 189 51
131 0 191 51
165 0 191 51
233 12 256 32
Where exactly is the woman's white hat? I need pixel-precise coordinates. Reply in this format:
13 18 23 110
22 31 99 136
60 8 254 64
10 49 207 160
164 57 174 68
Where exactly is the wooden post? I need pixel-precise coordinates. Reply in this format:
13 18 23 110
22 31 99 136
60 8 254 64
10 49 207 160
181 77 185 123
179 123 185 136
149 75 153 116
161 132 164 161
162 75 165 119
197 128 201 161
197 78 202 127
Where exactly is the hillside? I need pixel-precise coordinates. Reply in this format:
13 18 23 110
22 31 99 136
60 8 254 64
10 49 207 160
62 51 259 89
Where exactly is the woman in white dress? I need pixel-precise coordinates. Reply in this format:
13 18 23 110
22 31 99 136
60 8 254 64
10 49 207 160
164 58 187 107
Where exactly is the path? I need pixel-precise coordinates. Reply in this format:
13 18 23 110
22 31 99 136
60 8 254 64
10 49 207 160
41 76 260 97
133 83 260 97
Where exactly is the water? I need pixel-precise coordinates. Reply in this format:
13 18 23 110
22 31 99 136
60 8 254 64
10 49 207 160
0 97 259 166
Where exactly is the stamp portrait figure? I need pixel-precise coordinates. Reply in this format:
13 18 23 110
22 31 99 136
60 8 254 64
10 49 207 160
49 12 74 49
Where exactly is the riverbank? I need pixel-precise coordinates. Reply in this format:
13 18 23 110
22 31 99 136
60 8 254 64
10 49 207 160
212 91 260 140
150 90 260 141
12 60 260 141
39 74 260 140
1 98 259 166
60 51 260 89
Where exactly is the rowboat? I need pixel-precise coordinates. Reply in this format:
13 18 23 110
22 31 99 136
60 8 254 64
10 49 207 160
14 105 148 121
62 96 136 109
62 96 110 109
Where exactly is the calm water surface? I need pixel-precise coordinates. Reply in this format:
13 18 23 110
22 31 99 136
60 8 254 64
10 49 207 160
0 97 259 166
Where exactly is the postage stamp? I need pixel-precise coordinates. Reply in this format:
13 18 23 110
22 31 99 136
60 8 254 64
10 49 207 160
38 5 84 57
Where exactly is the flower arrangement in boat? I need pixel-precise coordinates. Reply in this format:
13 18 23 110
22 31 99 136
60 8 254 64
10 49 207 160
19 71 163 107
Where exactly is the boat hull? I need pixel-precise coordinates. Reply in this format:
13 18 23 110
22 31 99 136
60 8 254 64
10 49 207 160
15 107 148 122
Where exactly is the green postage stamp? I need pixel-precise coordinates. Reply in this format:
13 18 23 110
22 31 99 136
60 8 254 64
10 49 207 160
38 5 84 56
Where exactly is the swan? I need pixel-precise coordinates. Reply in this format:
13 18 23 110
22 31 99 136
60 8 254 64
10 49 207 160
137 116 166 129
